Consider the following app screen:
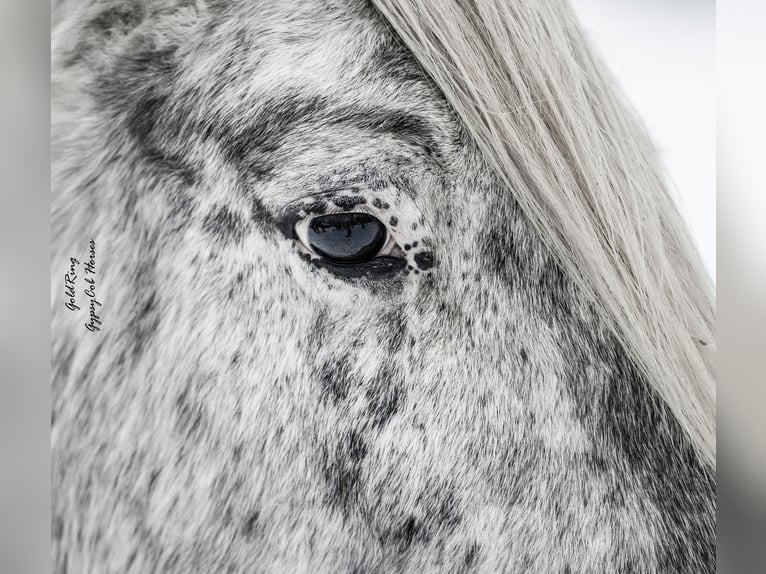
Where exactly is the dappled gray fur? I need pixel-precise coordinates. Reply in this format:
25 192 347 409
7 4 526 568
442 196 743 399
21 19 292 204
51 1 715 572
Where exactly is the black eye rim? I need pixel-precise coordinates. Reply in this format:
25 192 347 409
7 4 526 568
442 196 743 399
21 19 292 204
305 211 389 265
313 255 408 278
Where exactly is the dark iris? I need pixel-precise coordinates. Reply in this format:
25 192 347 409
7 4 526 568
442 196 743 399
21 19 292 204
307 212 386 264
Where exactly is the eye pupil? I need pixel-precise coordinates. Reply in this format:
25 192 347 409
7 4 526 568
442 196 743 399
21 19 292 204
307 213 386 263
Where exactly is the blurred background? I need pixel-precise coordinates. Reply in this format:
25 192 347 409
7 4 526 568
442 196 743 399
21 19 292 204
574 1 765 570
0 0 48 572
572 0 716 278
713 0 766 570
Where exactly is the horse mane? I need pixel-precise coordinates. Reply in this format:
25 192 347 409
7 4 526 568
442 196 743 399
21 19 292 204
372 0 716 468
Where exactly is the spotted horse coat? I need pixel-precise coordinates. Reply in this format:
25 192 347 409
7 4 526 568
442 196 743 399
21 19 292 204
51 0 716 572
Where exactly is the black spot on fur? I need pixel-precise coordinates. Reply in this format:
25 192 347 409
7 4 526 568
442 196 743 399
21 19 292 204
563 318 715 572
332 195 367 210
537 261 572 319
147 469 161 494
251 197 275 227
64 2 144 66
219 93 332 179
53 516 64 541
414 251 435 270
54 344 76 384
464 542 480 568
348 431 367 461
202 206 246 244
242 511 260 538
479 215 527 289
376 486 462 557
389 216 398 227
321 430 368 513
103 43 199 186
125 96 177 160
368 39 427 85
378 306 407 353
607 362 715 572
126 94 198 187
86 3 144 36
175 388 207 438
92 37 181 143
162 551 181 571
141 146 197 187
126 550 137 570
305 200 328 215
382 516 429 552
125 277 160 363
372 197 390 209
432 491 462 531
317 355 354 404
167 189 194 229
366 367 404 428
305 307 331 353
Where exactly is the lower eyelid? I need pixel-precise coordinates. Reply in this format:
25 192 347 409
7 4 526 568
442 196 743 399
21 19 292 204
312 256 407 279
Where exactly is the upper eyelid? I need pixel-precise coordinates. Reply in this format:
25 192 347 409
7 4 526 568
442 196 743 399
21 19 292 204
282 187 391 220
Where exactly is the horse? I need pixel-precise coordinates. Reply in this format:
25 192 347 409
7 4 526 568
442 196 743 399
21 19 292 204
51 0 716 571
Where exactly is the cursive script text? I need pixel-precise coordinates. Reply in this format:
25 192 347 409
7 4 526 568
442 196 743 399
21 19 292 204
65 257 81 311
83 239 102 332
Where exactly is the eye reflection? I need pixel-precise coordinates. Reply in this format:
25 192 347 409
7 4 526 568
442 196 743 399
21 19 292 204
307 212 387 264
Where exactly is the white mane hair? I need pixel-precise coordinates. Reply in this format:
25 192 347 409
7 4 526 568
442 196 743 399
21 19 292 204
372 0 716 468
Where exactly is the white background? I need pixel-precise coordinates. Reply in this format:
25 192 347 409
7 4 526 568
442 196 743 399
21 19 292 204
571 0 716 278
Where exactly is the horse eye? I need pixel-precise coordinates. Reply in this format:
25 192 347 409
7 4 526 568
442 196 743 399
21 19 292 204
306 212 387 264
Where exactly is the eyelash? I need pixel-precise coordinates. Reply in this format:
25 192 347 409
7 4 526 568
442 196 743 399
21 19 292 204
311 253 409 279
